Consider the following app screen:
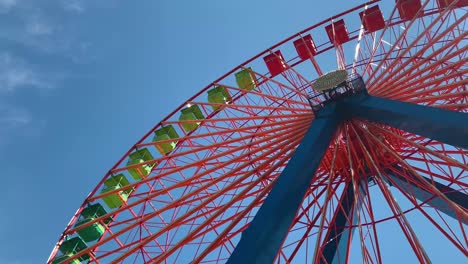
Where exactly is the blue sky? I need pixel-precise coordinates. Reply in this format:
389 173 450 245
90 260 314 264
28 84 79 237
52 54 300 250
0 0 465 263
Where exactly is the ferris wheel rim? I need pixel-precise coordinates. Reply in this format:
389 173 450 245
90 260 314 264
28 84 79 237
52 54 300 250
49 1 467 263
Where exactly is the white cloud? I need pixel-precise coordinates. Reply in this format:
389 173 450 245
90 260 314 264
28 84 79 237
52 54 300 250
0 52 53 92
0 105 31 128
0 104 31 145
26 19 54 36
0 103 46 147
0 0 18 13
63 0 85 13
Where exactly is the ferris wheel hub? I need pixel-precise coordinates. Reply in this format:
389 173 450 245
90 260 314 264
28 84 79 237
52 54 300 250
308 73 367 113
313 69 348 92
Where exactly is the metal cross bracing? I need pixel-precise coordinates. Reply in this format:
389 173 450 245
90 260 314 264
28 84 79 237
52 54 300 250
227 86 468 263
49 1 467 263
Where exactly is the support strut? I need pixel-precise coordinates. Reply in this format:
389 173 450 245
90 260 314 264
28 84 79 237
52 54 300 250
318 179 369 264
229 92 467 263
385 166 468 224
342 94 468 149
227 104 342 264
319 182 354 264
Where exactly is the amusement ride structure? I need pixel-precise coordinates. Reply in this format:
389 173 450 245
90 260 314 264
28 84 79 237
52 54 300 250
49 0 467 263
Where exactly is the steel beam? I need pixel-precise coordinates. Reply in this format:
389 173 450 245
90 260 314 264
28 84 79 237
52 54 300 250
227 103 342 264
320 182 355 264
342 94 468 149
385 166 468 224
318 180 369 264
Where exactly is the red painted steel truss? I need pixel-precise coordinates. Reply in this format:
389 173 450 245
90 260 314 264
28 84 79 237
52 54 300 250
49 0 467 263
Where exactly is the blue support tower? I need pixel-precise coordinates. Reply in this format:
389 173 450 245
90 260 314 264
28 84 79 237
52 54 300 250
320 182 355 264
227 103 342 264
342 94 468 149
385 166 468 224
228 74 467 263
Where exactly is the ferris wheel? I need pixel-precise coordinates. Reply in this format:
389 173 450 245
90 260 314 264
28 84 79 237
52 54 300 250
48 0 467 263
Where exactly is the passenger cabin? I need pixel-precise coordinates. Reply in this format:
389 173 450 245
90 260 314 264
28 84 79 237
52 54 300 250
58 237 92 262
153 125 179 154
325 19 350 45
437 0 468 8
74 203 111 242
396 0 423 20
52 254 81 264
263 50 287 77
293 35 317 60
101 174 134 209
359 5 385 33
235 68 257 91
179 104 205 132
127 148 155 180
207 86 231 110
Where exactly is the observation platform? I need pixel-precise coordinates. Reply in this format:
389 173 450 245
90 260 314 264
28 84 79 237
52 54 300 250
308 70 367 114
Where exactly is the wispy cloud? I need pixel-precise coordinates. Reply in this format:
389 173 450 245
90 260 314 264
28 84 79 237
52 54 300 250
26 17 54 36
0 52 53 92
0 104 31 145
0 0 96 148
63 0 85 14
0 103 46 147
0 0 18 14
0 104 31 127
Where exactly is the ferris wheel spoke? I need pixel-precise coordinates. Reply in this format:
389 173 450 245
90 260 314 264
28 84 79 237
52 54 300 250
366 0 432 86
384 64 468 102
386 165 468 222
382 169 468 253
351 7 366 75
374 170 432 263
127 123 309 212
264 50 316 93
76 142 304 262
238 67 309 99
67 122 309 252
313 181 356 264
165 142 344 262
371 11 468 94
358 176 384 264
344 95 468 150
50 2 468 263
88 119 310 204
355 130 432 262
217 83 310 108
377 52 467 101
358 1 416 79
172 147 300 263
345 125 375 264
189 100 311 115
310 133 342 263
111 129 304 263
114 126 307 260
402 157 468 186
281 173 342 263
374 33 468 98
164 112 311 128
347 122 388 263
137 116 310 149
405 82 468 105
361 124 468 220
364 122 468 171
353 121 466 256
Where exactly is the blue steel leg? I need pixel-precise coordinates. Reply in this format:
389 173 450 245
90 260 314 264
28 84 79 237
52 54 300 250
384 166 468 224
320 180 367 264
320 182 354 264
227 103 342 264
342 94 468 149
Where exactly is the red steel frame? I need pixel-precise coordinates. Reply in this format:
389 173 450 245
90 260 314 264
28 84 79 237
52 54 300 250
48 0 467 263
